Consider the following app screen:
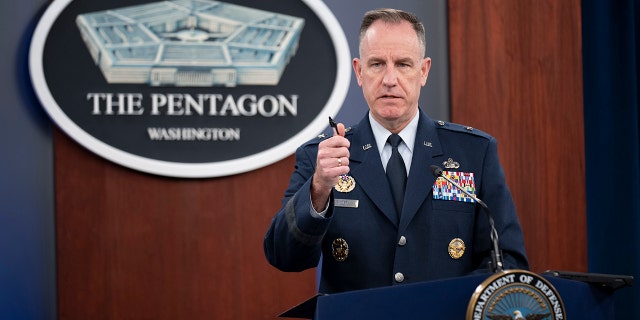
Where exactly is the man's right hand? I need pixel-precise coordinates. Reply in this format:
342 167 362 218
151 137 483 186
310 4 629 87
311 122 351 212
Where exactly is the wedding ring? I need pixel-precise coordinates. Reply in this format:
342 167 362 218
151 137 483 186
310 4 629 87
337 158 342 166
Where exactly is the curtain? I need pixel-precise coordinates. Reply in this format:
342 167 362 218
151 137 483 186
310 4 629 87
582 0 640 318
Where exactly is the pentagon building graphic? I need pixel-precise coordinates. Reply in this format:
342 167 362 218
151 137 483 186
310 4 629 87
76 0 305 87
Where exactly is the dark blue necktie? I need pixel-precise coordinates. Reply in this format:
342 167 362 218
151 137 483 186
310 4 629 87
386 134 407 216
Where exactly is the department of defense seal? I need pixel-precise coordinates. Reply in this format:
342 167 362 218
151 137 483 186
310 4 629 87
466 270 566 320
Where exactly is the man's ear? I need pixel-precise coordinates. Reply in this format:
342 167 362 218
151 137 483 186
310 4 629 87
421 57 431 86
352 58 363 86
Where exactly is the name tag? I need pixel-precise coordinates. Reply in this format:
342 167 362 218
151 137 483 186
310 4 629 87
335 199 359 208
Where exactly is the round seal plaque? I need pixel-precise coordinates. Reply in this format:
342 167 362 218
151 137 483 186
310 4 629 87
466 270 566 320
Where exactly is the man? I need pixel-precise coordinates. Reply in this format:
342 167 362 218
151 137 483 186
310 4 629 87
264 8 528 294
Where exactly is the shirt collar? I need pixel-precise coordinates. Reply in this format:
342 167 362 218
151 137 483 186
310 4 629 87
369 109 419 153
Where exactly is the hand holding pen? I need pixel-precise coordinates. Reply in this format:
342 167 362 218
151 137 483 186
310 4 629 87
310 116 351 211
329 116 350 177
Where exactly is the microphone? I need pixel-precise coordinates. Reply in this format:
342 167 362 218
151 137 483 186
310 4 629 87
430 165 504 273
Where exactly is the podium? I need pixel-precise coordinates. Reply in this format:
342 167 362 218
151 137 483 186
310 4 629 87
281 271 632 319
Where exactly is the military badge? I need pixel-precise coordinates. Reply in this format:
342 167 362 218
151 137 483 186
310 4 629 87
443 157 460 169
448 238 465 259
331 238 349 261
334 175 356 192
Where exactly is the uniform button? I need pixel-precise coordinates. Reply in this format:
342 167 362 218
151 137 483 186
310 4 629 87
398 236 407 246
394 272 404 283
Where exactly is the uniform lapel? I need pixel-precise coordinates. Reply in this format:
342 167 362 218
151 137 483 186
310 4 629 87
348 115 399 226
399 110 444 232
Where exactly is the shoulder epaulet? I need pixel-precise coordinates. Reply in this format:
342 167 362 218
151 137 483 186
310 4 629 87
304 126 354 147
315 126 354 140
344 126 353 136
434 120 492 139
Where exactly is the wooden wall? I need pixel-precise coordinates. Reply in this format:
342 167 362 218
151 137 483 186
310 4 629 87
54 0 586 319
54 130 316 319
448 0 587 272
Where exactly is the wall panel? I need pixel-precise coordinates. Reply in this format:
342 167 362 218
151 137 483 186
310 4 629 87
448 0 587 272
54 129 315 319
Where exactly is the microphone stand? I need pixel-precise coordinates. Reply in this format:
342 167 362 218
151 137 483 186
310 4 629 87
430 165 504 273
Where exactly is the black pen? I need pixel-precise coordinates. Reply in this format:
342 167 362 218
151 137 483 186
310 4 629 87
329 116 348 177
329 116 338 134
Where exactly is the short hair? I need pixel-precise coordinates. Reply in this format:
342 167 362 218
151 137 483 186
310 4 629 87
359 8 426 57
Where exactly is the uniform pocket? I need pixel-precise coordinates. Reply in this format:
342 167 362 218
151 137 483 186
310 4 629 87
431 199 476 213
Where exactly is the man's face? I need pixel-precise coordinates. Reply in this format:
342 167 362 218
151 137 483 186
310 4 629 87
353 20 431 133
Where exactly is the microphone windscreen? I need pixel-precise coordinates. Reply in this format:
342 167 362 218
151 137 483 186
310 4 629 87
430 165 443 177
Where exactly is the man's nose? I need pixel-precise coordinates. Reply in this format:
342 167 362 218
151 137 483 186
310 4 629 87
382 66 398 86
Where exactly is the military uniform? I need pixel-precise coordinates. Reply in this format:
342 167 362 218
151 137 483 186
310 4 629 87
264 109 529 294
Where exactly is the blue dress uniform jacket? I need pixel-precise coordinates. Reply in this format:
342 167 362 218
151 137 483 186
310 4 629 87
264 109 529 294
